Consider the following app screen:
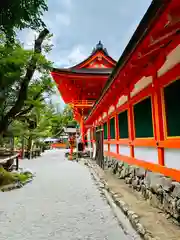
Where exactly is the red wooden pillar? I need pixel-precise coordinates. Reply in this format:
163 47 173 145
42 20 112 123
107 112 110 152
152 72 165 166
115 108 119 154
81 116 85 144
128 92 135 158
91 126 95 152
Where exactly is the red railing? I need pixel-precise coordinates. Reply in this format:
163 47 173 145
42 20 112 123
70 100 95 107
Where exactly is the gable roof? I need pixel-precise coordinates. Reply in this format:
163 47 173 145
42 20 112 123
70 41 116 69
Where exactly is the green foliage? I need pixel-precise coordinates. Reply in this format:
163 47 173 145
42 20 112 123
50 105 77 137
0 166 16 186
0 29 52 135
0 166 32 186
13 172 31 182
0 40 32 111
0 0 48 40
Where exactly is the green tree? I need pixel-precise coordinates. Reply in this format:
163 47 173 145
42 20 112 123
50 105 77 137
9 99 53 152
0 0 48 40
0 28 50 135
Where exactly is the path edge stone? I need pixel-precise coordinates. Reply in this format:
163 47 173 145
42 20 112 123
85 159 157 240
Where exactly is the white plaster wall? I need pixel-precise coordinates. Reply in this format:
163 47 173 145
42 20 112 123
116 95 128 108
110 144 117 153
104 144 108 151
102 112 107 119
92 142 96 159
130 76 152 97
158 44 180 77
134 147 158 164
87 129 91 149
108 105 115 115
119 145 130 156
164 149 180 170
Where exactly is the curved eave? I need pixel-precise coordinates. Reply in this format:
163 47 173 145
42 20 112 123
70 49 117 69
51 69 110 104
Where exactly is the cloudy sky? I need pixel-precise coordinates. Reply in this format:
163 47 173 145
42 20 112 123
18 0 152 110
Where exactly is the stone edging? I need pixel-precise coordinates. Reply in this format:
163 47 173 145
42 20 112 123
86 159 157 240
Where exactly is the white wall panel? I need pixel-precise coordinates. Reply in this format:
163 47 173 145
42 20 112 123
87 129 91 149
92 142 96 159
158 44 180 77
104 144 108 151
119 145 130 156
134 147 158 164
110 144 117 153
164 148 180 170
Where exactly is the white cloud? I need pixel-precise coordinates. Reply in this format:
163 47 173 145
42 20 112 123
67 46 86 66
61 0 72 10
17 29 36 49
55 13 71 27
52 45 87 68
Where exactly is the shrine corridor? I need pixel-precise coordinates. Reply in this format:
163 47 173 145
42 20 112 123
0 150 139 240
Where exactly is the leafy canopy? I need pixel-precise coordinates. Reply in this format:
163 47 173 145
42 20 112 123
0 0 48 39
0 35 52 123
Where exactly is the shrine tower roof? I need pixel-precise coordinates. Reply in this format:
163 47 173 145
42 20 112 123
51 41 117 105
53 41 116 72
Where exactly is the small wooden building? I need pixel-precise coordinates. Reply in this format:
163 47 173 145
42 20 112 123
52 0 180 181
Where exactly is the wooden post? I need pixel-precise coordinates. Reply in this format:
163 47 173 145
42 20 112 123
152 71 165 166
115 109 119 154
107 112 110 152
16 155 19 170
128 92 135 158
81 118 84 143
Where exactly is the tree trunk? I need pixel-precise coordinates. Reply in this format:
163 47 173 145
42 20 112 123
10 136 14 155
27 136 32 159
21 136 25 159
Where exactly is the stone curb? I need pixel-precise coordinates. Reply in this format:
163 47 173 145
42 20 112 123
85 159 157 240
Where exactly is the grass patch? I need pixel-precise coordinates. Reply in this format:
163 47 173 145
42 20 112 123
0 166 32 187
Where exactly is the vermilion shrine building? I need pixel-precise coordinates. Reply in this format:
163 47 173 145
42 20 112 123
51 0 180 181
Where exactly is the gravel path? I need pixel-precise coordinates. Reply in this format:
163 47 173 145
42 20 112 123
0 149 132 240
